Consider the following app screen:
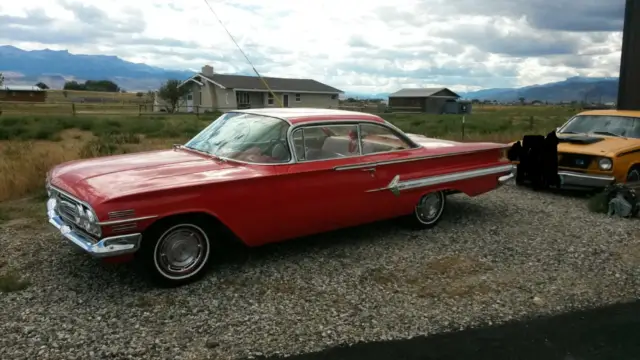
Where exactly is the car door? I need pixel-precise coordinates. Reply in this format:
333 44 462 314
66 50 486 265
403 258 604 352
277 123 382 240
351 122 428 219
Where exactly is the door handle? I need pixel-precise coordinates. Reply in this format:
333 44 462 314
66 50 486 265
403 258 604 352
361 167 376 176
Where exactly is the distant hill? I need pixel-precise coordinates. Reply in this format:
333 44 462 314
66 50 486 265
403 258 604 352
460 76 619 103
0 45 621 100
0 45 194 91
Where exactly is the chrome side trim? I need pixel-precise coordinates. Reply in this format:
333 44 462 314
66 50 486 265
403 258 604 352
366 164 515 196
97 215 158 226
335 148 506 171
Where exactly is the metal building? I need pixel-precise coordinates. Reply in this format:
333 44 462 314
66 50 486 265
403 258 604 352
388 88 470 114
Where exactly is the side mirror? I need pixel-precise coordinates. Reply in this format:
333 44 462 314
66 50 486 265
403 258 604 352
556 127 560 132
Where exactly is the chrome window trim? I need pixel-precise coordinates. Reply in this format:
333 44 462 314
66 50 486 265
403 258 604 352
286 119 420 165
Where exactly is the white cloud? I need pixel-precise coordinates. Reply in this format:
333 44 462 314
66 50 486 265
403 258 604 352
0 0 625 94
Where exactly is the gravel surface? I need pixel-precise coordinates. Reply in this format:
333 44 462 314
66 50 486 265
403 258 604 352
1 183 639 360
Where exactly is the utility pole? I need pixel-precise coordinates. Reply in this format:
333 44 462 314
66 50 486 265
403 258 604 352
617 0 640 110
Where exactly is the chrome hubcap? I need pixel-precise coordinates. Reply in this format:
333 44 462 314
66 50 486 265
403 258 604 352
628 170 640 182
156 227 206 275
416 192 444 223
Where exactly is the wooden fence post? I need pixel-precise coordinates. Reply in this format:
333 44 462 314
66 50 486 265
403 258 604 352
71 103 76 116
195 105 199 118
461 115 466 140
138 104 142 117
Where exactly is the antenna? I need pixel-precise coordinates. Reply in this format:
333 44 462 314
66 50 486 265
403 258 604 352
201 0 284 107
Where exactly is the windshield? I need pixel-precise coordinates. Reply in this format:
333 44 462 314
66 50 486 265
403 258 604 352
184 112 291 163
558 115 640 138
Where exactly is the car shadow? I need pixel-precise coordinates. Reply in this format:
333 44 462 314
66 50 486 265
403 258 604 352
46 195 491 294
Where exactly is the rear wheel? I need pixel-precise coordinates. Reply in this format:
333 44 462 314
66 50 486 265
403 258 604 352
137 218 216 287
409 191 447 229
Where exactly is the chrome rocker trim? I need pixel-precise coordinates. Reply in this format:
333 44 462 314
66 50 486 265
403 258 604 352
48 207 142 258
367 164 515 196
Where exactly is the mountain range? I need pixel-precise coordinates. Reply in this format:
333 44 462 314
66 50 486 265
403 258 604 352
0 45 620 102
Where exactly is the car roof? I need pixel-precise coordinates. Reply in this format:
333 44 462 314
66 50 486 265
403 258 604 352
578 109 640 117
230 108 385 125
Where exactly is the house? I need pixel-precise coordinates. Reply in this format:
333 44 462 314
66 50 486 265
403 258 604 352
0 85 46 102
174 65 344 112
388 88 469 114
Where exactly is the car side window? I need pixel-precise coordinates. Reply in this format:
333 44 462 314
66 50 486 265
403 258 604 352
292 124 361 161
360 123 412 155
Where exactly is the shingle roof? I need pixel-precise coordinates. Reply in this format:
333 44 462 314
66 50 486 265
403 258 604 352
388 88 459 98
199 73 343 93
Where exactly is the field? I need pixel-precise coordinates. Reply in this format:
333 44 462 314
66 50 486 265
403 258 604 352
0 104 576 202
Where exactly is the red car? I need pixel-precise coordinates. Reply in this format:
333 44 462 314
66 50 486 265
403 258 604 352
46 108 514 286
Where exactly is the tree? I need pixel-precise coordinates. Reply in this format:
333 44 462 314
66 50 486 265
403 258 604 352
35 82 49 89
518 96 525 105
157 79 189 113
63 79 121 92
0 72 4 87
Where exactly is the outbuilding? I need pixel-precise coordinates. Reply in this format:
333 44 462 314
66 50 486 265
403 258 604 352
388 87 470 114
0 85 47 102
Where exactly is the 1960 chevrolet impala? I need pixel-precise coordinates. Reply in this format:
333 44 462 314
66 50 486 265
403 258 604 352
46 108 514 286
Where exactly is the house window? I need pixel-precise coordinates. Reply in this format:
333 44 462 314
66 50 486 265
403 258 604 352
187 93 193 100
295 93 301 102
267 92 274 105
331 94 338 100
236 91 250 105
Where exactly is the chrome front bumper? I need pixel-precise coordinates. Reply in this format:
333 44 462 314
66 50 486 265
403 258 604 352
558 171 615 189
47 200 141 258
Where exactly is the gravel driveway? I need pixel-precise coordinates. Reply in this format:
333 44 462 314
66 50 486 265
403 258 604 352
1 183 639 360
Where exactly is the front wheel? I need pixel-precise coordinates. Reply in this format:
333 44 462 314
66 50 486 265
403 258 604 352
137 219 214 287
409 191 447 229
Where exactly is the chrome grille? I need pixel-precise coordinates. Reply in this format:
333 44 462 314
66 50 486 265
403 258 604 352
53 190 82 226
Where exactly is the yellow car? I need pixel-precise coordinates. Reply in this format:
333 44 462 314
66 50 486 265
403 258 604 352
512 109 640 190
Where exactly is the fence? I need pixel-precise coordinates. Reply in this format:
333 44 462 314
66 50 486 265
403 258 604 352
0 102 225 117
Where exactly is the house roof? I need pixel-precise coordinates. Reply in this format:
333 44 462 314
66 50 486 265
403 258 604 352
1 85 45 92
388 88 459 98
186 73 344 93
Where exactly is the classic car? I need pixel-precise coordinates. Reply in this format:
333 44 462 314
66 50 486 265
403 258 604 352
46 108 514 287
510 109 640 190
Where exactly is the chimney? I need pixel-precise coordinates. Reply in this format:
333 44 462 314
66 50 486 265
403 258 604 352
201 65 214 76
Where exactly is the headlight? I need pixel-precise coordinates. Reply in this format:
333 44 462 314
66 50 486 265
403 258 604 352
76 205 101 237
598 158 612 170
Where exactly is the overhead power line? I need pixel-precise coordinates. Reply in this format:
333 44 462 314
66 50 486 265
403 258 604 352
201 0 284 107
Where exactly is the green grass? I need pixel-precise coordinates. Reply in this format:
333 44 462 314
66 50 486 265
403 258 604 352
0 106 578 143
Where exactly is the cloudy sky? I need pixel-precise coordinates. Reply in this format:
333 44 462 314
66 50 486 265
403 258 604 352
0 0 626 93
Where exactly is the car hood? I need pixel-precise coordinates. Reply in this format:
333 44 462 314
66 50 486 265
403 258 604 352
49 149 263 203
557 134 637 156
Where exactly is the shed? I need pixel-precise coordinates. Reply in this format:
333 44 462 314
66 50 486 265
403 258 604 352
388 88 466 114
0 85 47 102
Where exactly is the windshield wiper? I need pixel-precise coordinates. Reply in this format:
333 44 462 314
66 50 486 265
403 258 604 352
591 131 621 137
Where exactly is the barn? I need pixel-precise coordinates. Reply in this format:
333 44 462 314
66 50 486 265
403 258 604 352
388 88 470 114
0 85 47 102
